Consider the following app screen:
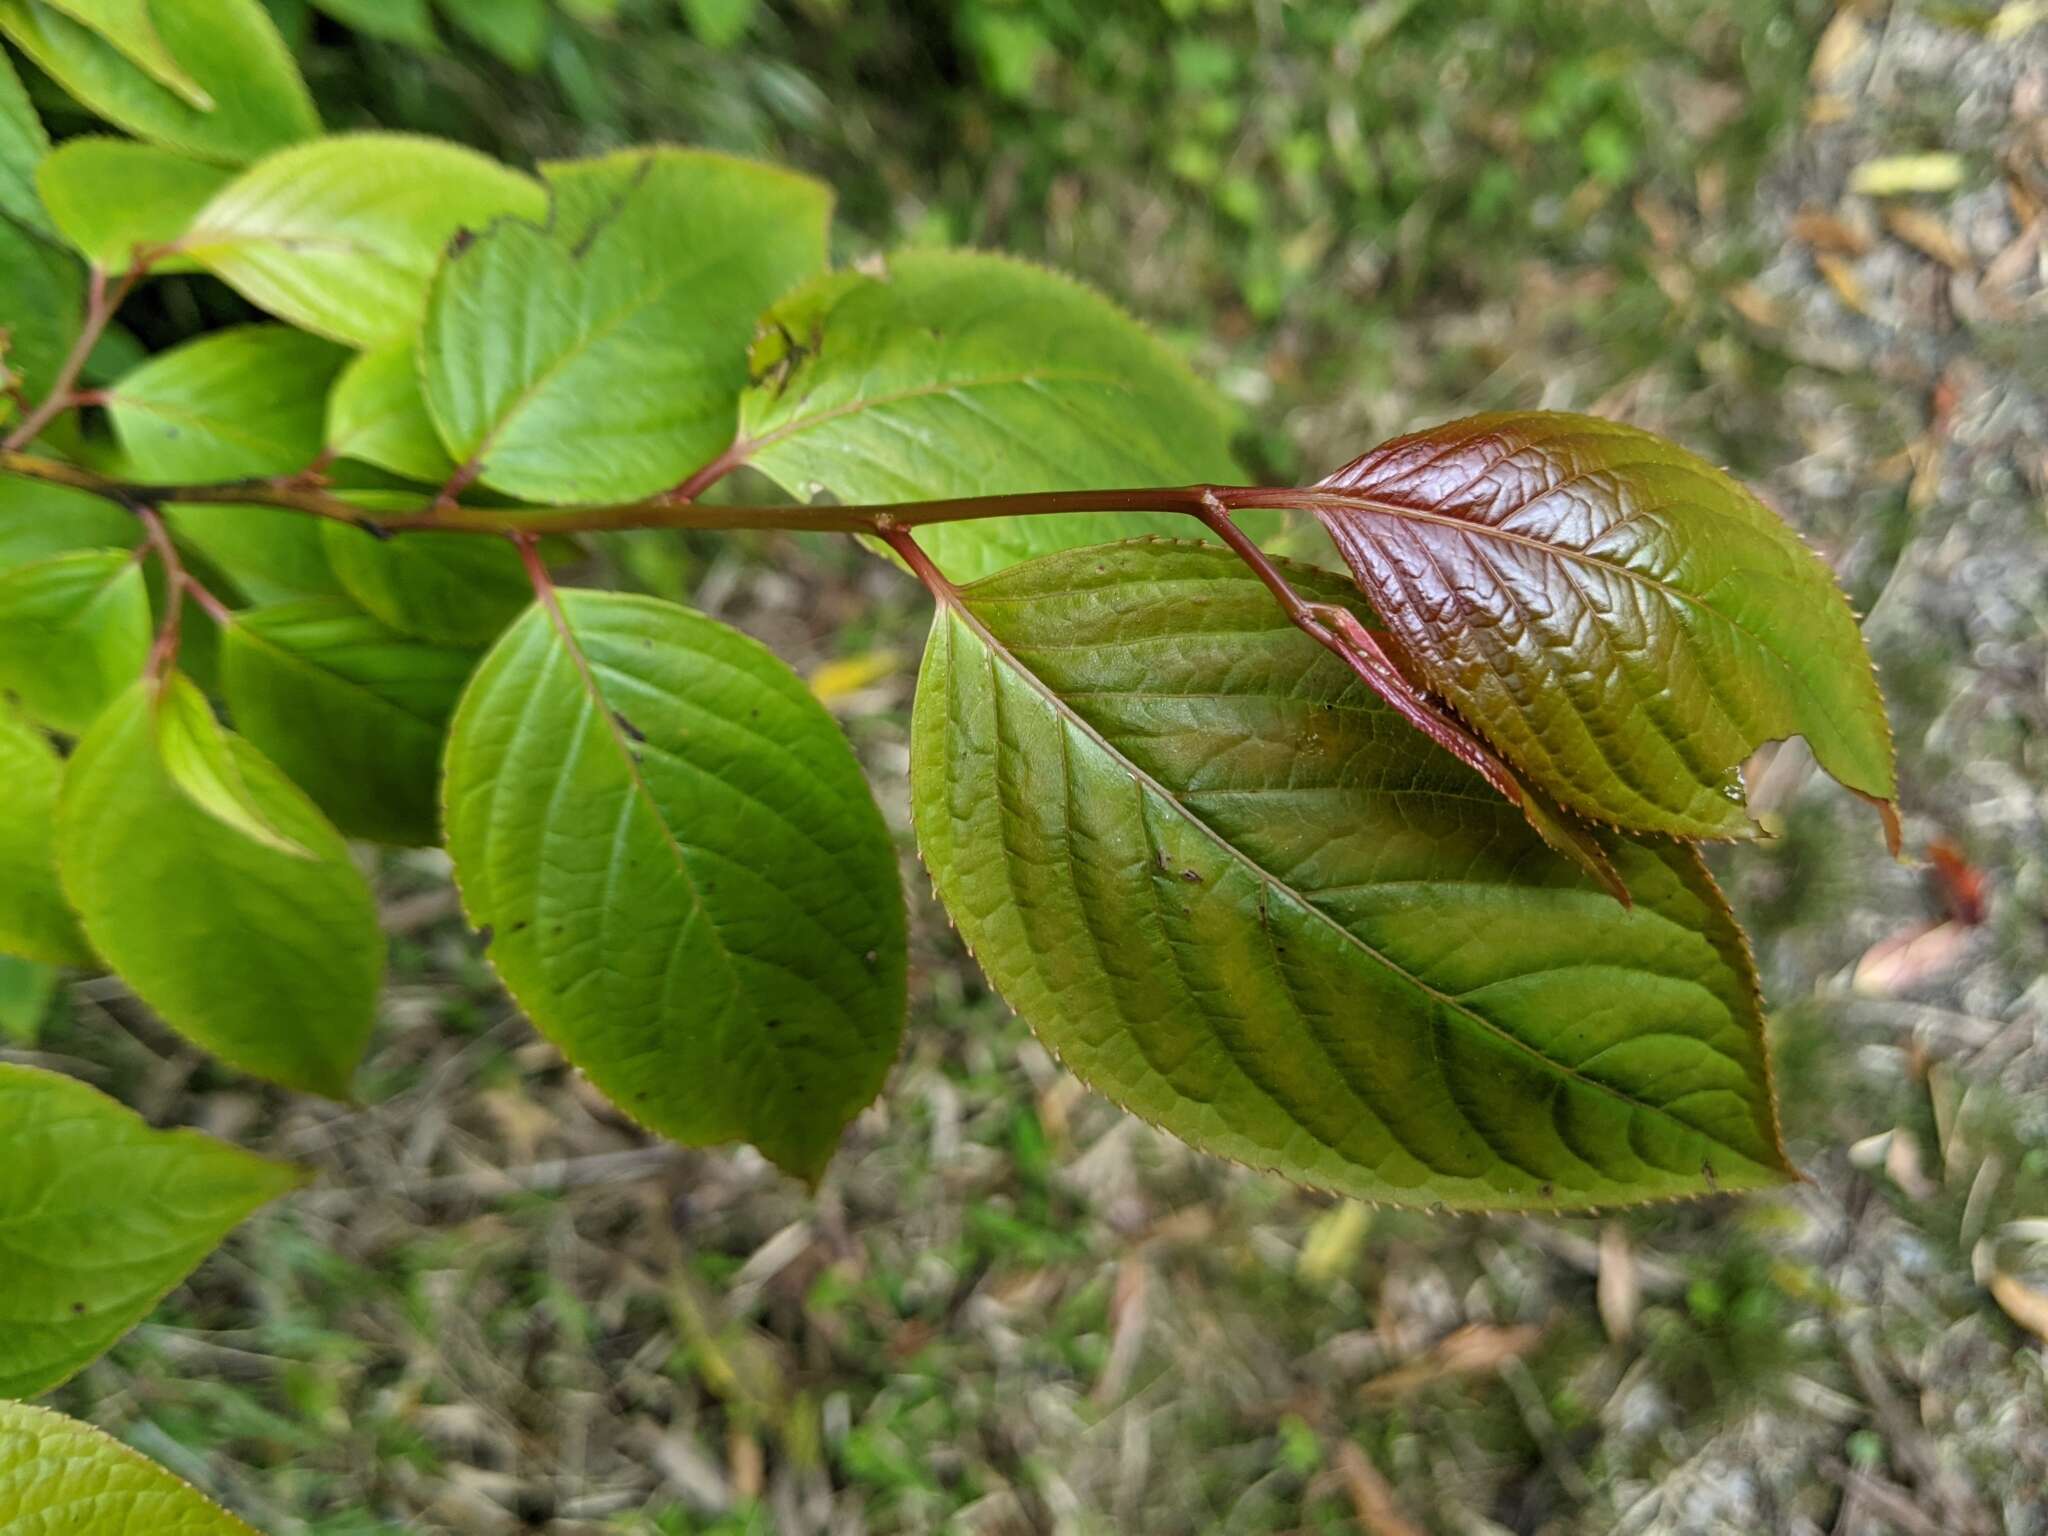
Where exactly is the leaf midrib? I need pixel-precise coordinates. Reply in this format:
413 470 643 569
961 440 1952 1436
947 588 1755 1157
1323 489 1873 768
521 598 750 1029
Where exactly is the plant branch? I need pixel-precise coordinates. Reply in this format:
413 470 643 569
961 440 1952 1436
137 503 235 665
2 263 142 452
0 448 1474 544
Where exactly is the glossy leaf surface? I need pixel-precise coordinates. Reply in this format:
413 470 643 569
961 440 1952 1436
739 252 1244 583
57 679 380 1097
0 1400 263 1531
37 136 232 272
223 598 476 845
0 1064 299 1400
910 540 1792 1209
0 706 89 966
422 148 829 502
0 0 315 165
443 590 907 1182
187 133 544 347
1308 412 1898 844
0 548 149 734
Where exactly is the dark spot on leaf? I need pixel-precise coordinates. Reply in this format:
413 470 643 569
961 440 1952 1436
71 1301 84 1314
765 1018 782 1031
1540 1183 1554 1200
1179 869 1203 884
354 516 392 541
476 923 494 947
447 226 475 258
614 711 646 743
509 920 528 933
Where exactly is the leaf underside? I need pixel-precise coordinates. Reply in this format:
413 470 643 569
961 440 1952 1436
911 540 1793 1210
1309 412 1898 847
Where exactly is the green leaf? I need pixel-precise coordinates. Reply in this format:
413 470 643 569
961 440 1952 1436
166 507 343 605
1309 412 1900 846
310 0 438 48
910 540 1793 1210
186 132 545 348
106 323 346 481
443 589 907 1182
325 339 455 481
0 1065 300 1399
680 0 756 48
0 0 315 166
223 598 476 845
421 147 830 503
0 49 53 235
0 548 150 734
0 1403 263 1529
0 1403 265 1529
44 0 211 107
0 955 57 1043
322 523 530 644
739 251 1245 583
57 678 381 1097
439 0 546 68
0 215 81 399
153 665 312 856
36 136 233 272
104 325 347 605
0 706 89 965
0 472 137 572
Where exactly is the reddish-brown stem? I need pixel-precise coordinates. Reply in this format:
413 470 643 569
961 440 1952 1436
138 504 235 632
1192 495 1628 903
513 531 552 598
876 522 955 602
665 437 754 504
136 507 185 680
3 263 142 452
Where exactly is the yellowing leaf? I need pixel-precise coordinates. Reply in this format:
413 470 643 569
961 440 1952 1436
1849 153 1966 197
0 1401 264 1530
187 133 544 348
808 649 899 704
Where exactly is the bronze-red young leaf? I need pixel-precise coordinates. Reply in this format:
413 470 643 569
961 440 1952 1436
1302 411 1899 848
